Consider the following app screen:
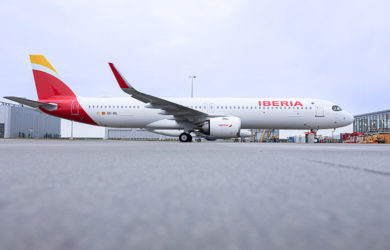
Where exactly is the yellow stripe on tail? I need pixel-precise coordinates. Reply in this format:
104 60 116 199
29 55 58 73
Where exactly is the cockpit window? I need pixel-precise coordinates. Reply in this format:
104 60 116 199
332 105 342 111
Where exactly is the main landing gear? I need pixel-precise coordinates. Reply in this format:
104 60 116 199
179 132 192 142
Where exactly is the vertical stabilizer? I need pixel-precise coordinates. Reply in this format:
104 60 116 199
30 55 76 100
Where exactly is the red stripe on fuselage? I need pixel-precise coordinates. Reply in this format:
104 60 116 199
39 98 98 126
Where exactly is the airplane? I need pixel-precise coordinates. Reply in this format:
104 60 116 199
4 55 354 142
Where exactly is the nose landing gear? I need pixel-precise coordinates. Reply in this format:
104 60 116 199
179 132 193 142
310 129 319 143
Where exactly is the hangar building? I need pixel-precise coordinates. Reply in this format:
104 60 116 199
0 101 61 138
250 129 279 142
353 109 390 134
105 128 175 140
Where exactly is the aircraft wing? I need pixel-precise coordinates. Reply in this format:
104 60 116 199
108 63 208 122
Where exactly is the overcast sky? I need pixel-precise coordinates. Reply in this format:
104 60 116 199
1 0 389 138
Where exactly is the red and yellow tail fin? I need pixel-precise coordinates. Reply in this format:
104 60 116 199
30 55 75 100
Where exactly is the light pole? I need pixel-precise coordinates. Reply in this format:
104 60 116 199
188 75 196 98
70 121 73 140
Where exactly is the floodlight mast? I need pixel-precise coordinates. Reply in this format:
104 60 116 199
188 75 196 98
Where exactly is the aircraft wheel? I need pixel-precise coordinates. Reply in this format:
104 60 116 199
187 134 193 142
179 133 190 142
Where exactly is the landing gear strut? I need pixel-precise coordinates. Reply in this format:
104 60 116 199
310 129 319 142
179 133 192 142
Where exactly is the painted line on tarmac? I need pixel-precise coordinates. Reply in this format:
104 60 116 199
306 159 390 177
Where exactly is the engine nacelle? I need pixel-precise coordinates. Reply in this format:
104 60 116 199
200 117 241 138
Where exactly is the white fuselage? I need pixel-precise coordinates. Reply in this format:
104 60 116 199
78 97 354 130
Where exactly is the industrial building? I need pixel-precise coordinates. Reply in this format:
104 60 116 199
105 128 175 140
353 109 390 134
249 129 279 142
342 109 390 144
0 101 61 138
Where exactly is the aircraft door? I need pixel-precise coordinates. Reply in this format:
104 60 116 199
315 101 324 117
71 100 79 115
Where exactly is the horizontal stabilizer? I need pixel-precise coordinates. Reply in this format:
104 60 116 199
3 96 57 110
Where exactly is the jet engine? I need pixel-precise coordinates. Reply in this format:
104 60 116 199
199 117 241 138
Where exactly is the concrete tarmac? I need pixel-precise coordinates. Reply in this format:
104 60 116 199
0 140 389 250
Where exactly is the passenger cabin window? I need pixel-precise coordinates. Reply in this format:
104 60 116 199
332 105 342 111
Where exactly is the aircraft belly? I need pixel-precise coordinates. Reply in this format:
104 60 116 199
103 114 158 128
